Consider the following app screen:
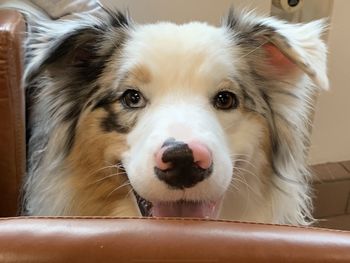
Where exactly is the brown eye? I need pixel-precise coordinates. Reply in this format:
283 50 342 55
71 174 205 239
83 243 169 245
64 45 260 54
121 89 146 109
213 91 239 110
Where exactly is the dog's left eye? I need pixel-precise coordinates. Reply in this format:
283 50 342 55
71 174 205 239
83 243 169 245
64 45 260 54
213 91 239 110
121 89 146 109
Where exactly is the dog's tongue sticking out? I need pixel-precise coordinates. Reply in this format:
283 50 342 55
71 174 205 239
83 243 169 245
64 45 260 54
152 201 220 218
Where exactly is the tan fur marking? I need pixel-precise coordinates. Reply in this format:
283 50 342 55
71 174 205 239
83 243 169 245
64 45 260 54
217 79 241 93
66 109 140 216
129 65 152 84
243 110 272 176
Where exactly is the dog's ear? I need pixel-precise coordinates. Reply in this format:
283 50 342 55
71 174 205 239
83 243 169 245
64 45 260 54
225 11 329 224
224 10 329 90
24 10 130 83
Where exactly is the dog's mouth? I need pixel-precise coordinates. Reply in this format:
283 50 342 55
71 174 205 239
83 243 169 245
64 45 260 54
135 192 221 218
135 192 153 216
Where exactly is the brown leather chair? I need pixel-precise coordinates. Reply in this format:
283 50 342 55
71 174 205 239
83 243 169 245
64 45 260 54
0 9 26 217
1 9 350 263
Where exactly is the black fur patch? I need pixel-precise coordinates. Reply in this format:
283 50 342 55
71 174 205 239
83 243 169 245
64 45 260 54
100 105 130 134
225 8 239 29
108 10 130 28
259 89 280 156
92 90 120 111
65 118 80 152
234 78 257 110
242 89 256 108
225 10 280 49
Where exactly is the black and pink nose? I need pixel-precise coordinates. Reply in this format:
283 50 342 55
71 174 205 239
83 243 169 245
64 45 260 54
154 138 213 189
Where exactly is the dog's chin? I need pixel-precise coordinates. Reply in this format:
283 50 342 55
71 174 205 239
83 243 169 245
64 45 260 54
134 192 221 219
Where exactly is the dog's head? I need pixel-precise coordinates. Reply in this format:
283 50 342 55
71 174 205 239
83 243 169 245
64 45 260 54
25 8 328 223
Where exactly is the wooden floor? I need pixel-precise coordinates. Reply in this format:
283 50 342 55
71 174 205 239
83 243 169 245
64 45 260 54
311 161 350 230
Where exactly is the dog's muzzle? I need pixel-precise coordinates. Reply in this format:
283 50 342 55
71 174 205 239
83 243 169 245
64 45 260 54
154 138 213 189
134 138 221 218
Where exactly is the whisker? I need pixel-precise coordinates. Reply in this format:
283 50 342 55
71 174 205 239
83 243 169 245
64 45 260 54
107 181 132 198
229 175 251 217
104 160 126 171
86 165 118 178
231 173 260 199
235 41 268 62
231 158 257 170
230 153 251 158
234 166 260 181
93 171 127 184
125 188 135 199
229 153 255 163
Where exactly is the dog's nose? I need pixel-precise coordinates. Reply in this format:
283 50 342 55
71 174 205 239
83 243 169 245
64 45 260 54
154 139 213 189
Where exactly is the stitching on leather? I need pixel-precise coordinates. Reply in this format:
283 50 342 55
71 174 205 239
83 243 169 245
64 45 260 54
0 216 349 234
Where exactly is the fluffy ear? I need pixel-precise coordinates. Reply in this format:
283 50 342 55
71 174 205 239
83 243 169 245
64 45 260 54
26 27 111 83
225 10 329 90
224 11 329 224
0 1 131 83
14 5 131 149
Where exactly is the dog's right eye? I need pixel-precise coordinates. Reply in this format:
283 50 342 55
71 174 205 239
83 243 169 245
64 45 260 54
121 89 146 109
213 91 239 110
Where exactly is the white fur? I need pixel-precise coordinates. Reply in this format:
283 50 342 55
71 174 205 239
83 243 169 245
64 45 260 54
122 23 236 203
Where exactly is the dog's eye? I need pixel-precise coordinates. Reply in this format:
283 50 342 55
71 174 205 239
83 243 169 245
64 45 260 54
121 89 146 109
213 91 239 110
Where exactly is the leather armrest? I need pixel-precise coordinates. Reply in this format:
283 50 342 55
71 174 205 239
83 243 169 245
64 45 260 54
0 10 26 216
0 217 350 262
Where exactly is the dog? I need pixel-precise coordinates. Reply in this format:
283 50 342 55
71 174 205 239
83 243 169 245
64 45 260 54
2 2 328 225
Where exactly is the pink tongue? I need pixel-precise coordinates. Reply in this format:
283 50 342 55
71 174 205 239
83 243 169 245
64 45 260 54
152 201 220 219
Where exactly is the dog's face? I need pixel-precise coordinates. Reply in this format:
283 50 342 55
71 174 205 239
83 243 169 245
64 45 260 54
25 9 328 223
120 23 242 217
74 23 244 217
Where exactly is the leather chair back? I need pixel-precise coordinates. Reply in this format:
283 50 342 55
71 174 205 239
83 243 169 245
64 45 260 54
0 10 26 217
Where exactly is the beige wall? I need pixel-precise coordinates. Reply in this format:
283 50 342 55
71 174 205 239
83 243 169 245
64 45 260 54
309 0 350 164
102 0 271 24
